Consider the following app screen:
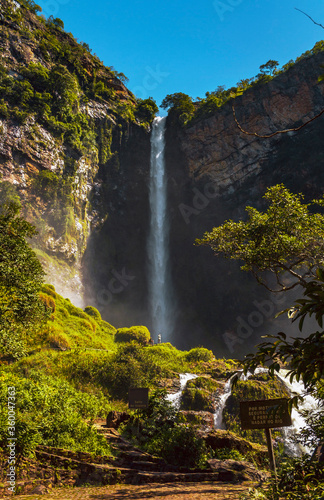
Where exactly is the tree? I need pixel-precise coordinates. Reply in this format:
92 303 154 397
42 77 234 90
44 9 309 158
135 97 159 124
160 92 195 125
0 202 47 358
196 184 324 390
259 59 279 76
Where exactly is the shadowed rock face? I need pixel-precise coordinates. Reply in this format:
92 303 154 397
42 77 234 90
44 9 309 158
82 51 324 352
163 51 324 353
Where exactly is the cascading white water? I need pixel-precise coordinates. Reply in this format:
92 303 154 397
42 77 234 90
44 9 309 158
166 373 198 409
214 376 235 429
213 368 320 456
147 116 173 340
213 368 268 429
277 370 320 455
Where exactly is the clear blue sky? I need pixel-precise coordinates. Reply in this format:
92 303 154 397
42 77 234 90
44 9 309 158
36 0 324 110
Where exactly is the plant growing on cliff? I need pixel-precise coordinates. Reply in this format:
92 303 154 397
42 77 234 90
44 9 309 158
0 202 47 359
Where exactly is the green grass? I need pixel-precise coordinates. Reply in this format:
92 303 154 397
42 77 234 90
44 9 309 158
33 284 116 351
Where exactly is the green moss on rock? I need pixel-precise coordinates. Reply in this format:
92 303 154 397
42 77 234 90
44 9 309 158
115 325 151 345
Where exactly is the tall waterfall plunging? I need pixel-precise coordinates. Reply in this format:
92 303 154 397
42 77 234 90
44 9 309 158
147 117 173 340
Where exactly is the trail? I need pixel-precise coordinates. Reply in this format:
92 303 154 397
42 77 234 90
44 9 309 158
12 481 255 500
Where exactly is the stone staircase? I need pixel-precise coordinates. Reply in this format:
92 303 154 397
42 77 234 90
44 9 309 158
0 422 267 496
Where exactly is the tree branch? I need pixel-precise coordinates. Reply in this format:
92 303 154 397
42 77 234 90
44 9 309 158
295 8 324 30
232 103 324 139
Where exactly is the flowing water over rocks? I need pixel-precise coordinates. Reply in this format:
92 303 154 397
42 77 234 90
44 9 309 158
166 373 198 409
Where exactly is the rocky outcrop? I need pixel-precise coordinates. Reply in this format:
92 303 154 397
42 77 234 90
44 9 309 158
164 51 324 353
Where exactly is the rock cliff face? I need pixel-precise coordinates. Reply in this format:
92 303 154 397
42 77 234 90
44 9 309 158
0 0 149 307
164 51 324 354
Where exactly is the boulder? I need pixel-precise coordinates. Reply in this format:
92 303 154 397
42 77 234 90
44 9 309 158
207 459 269 482
180 410 214 428
106 411 130 429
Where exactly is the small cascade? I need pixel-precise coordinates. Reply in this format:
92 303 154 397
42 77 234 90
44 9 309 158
213 367 319 456
166 373 198 410
213 368 267 429
277 370 320 455
214 377 233 429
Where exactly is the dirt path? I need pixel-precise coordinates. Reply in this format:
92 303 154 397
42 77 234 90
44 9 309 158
12 481 254 500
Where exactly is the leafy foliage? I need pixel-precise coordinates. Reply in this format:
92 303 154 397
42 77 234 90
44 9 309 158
135 97 159 126
115 326 151 345
0 371 111 457
122 389 208 468
241 456 324 500
197 185 324 292
161 92 195 124
0 203 47 359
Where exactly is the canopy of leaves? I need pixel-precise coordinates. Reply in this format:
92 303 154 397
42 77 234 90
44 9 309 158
0 203 46 358
160 92 195 125
196 184 324 292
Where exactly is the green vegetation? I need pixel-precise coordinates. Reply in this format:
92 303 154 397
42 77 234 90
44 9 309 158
197 184 324 498
115 325 151 345
121 389 208 468
0 371 111 457
181 376 220 412
0 202 47 359
223 374 289 445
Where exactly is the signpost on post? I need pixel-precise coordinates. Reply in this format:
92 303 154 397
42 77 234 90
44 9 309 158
128 388 149 409
240 398 292 481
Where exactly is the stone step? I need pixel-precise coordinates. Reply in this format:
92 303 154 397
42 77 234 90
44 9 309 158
124 470 222 485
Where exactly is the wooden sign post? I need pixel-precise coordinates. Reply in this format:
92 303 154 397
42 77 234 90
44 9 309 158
128 388 149 409
240 398 292 481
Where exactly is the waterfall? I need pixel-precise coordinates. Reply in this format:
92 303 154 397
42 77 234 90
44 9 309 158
277 370 320 455
147 116 173 340
166 373 198 410
213 368 268 429
213 368 319 456
214 375 235 429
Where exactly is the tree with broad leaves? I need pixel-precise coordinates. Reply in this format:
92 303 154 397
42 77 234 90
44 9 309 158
196 184 324 393
0 202 47 359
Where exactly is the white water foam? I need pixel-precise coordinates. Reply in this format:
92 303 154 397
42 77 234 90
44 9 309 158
166 373 198 410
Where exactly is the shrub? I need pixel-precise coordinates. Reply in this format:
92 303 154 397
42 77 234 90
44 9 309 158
185 347 214 362
180 387 215 412
84 306 101 321
39 292 56 313
115 326 151 345
123 390 208 468
0 372 111 458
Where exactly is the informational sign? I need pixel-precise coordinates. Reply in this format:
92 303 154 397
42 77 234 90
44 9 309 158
128 388 149 409
240 398 292 430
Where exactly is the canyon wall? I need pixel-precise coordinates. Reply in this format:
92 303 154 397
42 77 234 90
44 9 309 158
164 51 324 355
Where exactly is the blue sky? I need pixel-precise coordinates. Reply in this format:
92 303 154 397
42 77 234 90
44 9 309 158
36 0 324 110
